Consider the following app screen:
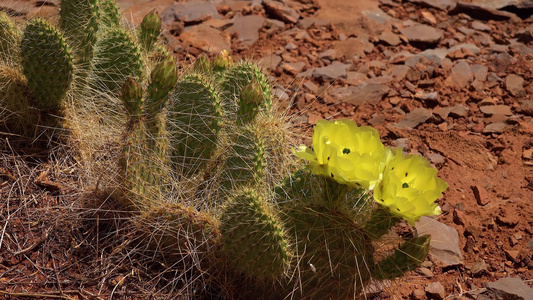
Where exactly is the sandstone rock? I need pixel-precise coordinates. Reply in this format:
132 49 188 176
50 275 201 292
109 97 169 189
485 277 533 300
395 108 432 129
312 62 351 82
425 282 446 300
479 105 512 116
399 24 443 44
416 216 464 267
263 0 300 24
257 53 282 70
407 0 457 10
421 11 437 25
161 1 220 26
282 61 306 75
483 122 507 134
445 61 472 89
472 20 491 32
470 260 488 276
451 2 521 22
471 185 490 206
517 100 533 116
329 83 389 106
506 74 526 97
346 72 369 85
180 24 231 55
333 38 372 59
378 30 402 46
227 14 265 47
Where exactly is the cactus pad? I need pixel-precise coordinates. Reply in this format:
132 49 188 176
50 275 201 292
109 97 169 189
92 28 143 93
221 189 291 279
20 18 74 109
168 73 223 176
220 127 265 192
145 53 177 117
139 10 161 53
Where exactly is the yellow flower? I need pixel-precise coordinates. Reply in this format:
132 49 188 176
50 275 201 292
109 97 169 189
294 119 388 189
373 148 448 225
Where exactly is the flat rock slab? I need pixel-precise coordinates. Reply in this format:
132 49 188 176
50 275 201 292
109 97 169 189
395 108 432 129
485 277 533 300
416 216 464 267
506 74 526 97
407 0 458 10
467 0 533 9
312 62 352 82
263 0 300 24
479 105 513 116
445 61 473 89
227 14 266 47
329 83 389 106
180 24 231 55
399 24 443 44
162 1 221 25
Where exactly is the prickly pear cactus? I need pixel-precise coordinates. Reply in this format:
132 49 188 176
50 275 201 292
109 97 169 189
20 18 74 110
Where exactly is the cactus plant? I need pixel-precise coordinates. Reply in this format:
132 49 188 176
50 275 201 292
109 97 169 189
0 1 449 298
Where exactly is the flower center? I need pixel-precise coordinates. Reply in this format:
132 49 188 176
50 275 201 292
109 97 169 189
402 182 409 188
342 148 350 154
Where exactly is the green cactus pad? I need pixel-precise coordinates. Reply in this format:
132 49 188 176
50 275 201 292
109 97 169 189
220 62 272 116
220 127 265 192
119 77 144 118
91 28 143 94
0 12 21 64
168 73 223 176
139 10 161 53
20 18 74 109
283 204 374 299
371 235 431 280
100 0 120 28
145 53 177 117
238 80 263 124
119 117 170 209
221 188 291 279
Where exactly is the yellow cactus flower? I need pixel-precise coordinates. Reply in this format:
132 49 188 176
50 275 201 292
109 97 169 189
373 148 448 225
294 119 388 189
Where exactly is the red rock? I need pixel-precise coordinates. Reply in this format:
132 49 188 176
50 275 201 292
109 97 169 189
471 185 490 206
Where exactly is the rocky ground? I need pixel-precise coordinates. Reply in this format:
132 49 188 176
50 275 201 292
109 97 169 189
1 0 533 299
